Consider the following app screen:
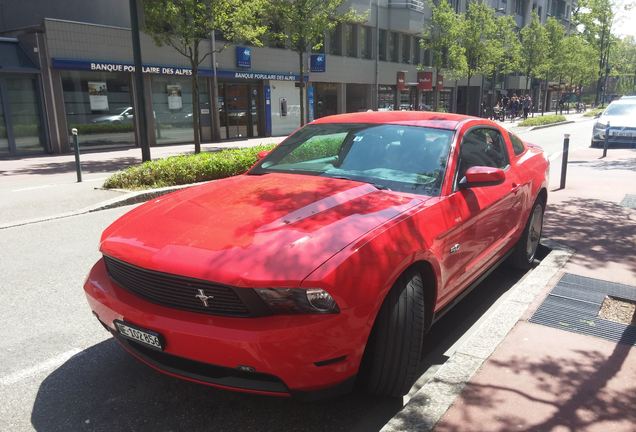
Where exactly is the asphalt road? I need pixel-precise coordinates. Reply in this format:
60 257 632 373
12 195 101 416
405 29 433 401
0 121 593 431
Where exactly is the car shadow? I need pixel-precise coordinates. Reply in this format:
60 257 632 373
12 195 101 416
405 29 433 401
30 250 545 432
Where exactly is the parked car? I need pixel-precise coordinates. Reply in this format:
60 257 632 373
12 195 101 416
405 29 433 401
84 111 549 398
592 99 636 148
91 106 134 124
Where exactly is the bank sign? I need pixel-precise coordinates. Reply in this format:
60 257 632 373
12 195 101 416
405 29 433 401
236 46 252 69
52 58 303 81
310 54 326 72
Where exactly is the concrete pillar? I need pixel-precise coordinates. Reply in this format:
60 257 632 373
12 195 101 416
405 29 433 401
337 83 346 113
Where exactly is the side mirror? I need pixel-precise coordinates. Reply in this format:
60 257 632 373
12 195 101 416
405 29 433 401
257 150 270 160
459 166 505 188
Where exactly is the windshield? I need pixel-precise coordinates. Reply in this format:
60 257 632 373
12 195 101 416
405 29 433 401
604 102 636 116
250 123 454 196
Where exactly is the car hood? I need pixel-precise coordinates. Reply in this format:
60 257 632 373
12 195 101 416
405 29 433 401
599 115 635 128
100 173 424 286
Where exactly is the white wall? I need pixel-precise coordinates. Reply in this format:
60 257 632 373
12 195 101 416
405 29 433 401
270 81 302 136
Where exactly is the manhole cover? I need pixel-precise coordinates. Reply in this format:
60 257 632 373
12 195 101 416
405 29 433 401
530 273 636 345
620 194 636 209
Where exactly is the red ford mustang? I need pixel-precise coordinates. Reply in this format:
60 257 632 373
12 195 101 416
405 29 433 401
84 111 548 399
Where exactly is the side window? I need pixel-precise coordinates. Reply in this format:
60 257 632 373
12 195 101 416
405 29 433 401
509 132 526 155
457 128 510 181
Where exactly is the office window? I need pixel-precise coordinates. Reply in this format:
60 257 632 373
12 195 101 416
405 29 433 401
329 24 342 55
379 29 387 61
424 49 432 67
402 35 412 64
389 32 399 62
515 0 523 15
344 23 357 57
413 37 422 65
360 26 373 59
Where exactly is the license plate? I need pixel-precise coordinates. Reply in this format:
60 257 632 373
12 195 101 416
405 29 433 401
610 130 635 137
114 320 164 350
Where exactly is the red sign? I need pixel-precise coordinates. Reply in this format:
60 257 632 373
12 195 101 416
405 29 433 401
396 71 406 92
417 71 433 91
436 74 444 89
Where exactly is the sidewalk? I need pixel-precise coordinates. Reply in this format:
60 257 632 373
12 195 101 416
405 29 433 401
493 110 590 132
430 147 636 431
0 136 285 226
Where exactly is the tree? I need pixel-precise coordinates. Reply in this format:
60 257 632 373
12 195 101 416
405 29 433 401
485 15 522 110
610 36 636 95
421 0 466 111
143 0 266 152
520 12 549 92
267 0 362 127
458 2 498 115
573 0 614 105
541 17 566 114
560 35 597 89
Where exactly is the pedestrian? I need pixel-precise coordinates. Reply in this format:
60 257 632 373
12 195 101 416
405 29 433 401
523 94 532 120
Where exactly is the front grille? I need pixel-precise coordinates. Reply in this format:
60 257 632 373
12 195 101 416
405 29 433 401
104 256 252 317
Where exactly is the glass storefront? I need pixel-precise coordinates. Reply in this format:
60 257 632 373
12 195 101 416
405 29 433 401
313 83 338 119
61 70 135 147
346 84 368 113
151 76 209 145
0 90 7 155
378 85 395 111
217 82 260 140
0 74 45 156
6 75 45 153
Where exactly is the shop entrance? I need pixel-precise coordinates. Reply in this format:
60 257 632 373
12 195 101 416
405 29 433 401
0 74 46 156
219 83 261 139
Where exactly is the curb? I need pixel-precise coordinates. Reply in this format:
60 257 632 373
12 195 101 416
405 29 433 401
529 120 575 130
0 182 201 230
381 239 574 432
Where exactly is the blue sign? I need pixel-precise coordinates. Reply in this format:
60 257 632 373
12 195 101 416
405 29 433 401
264 85 272 136
236 46 252 69
307 85 315 122
310 54 326 72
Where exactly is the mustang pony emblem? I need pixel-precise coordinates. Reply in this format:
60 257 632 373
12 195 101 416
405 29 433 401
195 289 214 307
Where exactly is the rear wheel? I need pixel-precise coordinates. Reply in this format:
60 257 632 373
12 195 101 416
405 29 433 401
510 199 544 270
360 270 427 397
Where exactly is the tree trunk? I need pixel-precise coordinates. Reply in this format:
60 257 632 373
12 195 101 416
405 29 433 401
298 51 305 127
210 69 221 141
191 58 201 154
465 72 472 115
542 76 549 116
433 67 440 111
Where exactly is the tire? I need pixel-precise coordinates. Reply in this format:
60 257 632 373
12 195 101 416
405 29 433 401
360 269 427 397
509 198 545 270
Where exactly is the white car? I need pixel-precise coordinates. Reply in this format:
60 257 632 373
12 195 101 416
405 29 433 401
591 99 636 148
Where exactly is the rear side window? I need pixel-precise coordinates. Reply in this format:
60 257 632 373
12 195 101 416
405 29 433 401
509 133 525 155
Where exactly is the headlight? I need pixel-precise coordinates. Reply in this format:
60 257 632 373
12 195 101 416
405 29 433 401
593 121 607 130
254 288 339 314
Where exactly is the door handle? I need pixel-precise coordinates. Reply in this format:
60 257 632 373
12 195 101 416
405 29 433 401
511 183 521 193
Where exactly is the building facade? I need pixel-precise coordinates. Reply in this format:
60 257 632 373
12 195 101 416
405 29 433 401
0 0 575 157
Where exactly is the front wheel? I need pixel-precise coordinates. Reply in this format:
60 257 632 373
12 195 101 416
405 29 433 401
360 270 427 397
509 199 545 270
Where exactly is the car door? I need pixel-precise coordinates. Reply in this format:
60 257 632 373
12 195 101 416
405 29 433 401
443 126 524 296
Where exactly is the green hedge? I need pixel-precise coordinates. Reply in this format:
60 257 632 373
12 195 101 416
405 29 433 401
583 107 605 117
518 114 567 127
103 144 277 190
69 123 134 135
282 135 342 163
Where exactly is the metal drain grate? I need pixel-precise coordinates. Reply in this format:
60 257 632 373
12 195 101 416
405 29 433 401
529 273 636 345
620 194 636 209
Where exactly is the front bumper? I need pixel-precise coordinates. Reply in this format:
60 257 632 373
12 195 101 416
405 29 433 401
84 259 368 397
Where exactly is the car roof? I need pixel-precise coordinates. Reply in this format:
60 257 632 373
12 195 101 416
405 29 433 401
310 111 475 130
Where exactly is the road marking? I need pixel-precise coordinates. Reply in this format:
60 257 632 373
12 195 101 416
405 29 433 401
0 348 82 386
11 184 53 192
